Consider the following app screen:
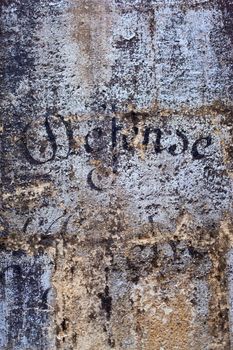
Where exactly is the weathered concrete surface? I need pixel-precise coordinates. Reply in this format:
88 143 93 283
0 0 232 349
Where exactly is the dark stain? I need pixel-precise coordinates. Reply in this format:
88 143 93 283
115 33 139 51
88 312 97 321
61 318 69 332
188 246 206 260
126 257 140 284
108 336 116 348
0 215 9 237
217 1 233 45
40 287 51 310
98 285 112 321
151 244 158 267
22 217 32 233
72 332 77 346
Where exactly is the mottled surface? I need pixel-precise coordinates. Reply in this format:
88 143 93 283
0 251 54 349
0 0 232 349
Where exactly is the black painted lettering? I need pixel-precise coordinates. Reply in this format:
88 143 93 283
192 136 212 159
168 130 188 155
59 115 75 157
87 169 103 191
143 127 163 153
21 116 57 165
84 127 104 153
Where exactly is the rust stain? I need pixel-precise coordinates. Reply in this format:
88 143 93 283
140 294 192 350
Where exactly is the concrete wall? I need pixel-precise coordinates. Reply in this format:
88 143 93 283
0 0 232 349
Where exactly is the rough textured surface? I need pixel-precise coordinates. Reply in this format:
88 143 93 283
0 251 54 349
0 0 232 349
